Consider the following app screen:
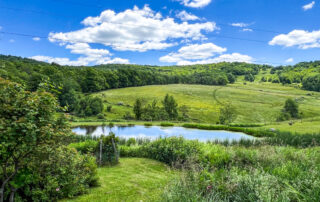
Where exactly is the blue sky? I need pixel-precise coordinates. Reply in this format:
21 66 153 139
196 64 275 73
0 0 320 66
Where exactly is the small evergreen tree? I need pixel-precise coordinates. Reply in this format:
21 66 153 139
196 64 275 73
163 94 178 119
133 98 143 120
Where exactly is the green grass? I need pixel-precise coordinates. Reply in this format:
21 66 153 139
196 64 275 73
63 158 177 202
264 119 320 133
93 82 320 124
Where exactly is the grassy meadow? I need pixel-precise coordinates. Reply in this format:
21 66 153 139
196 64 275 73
83 82 320 133
63 158 177 202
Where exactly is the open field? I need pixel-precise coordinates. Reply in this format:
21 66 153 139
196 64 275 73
63 158 177 202
92 82 320 125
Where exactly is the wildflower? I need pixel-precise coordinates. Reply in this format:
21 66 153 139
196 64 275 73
206 185 212 191
56 188 60 192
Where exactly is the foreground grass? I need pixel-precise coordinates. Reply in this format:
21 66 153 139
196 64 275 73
63 158 177 202
93 83 320 124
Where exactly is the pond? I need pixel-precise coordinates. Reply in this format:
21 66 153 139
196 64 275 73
72 125 254 142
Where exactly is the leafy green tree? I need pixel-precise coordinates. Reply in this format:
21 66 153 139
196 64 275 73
90 97 104 115
0 78 71 202
283 98 299 118
74 96 104 117
227 73 236 83
219 103 237 124
244 74 255 82
163 94 178 119
133 98 143 120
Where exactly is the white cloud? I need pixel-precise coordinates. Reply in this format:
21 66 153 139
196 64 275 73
0 26 2 30
176 10 199 21
49 5 216 52
9 39 15 43
30 56 88 66
32 37 41 41
31 55 129 66
303 1 315 11
242 28 253 32
66 43 111 57
231 22 250 28
160 43 253 65
31 43 129 66
285 58 294 63
176 0 212 8
269 29 320 49
160 43 227 63
175 53 254 65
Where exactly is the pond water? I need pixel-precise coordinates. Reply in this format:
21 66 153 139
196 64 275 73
72 125 254 142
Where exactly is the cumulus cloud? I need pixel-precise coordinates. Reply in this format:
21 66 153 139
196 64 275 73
176 10 199 21
176 0 212 8
32 37 41 41
31 43 129 66
269 29 320 49
49 5 216 52
160 43 226 63
30 56 89 66
160 43 253 65
31 55 129 66
285 58 294 63
303 1 315 11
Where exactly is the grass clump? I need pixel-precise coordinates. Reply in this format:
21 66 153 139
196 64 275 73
160 122 174 127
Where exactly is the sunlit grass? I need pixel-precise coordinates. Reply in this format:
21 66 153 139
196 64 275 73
63 158 177 202
92 82 320 124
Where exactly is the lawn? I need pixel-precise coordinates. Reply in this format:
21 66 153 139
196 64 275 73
63 158 177 202
92 82 320 124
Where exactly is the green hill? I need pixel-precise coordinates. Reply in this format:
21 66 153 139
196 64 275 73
90 82 320 130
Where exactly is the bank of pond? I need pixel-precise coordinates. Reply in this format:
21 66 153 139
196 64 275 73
67 131 320 201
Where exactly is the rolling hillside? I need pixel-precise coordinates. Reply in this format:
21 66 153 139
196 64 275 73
94 82 320 124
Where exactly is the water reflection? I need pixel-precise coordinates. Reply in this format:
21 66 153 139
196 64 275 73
72 125 254 142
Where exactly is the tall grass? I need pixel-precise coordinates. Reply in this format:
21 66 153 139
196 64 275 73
160 122 174 127
182 123 275 137
118 136 320 201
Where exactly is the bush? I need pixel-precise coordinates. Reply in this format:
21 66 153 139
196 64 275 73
69 140 98 154
107 105 112 112
160 122 174 127
75 96 104 117
144 122 152 126
70 133 120 166
97 113 105 119
16 146 98 201
143 137 203 165
244 74 255 82
97 133 120 165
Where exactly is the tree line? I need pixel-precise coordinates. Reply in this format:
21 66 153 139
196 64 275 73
0 55 269 117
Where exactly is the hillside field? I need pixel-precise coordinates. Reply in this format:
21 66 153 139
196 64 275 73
91 82 320 130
